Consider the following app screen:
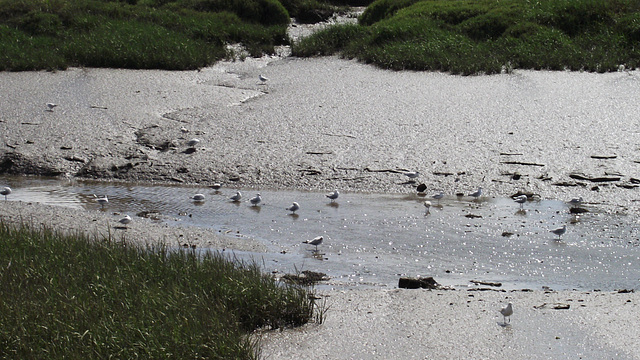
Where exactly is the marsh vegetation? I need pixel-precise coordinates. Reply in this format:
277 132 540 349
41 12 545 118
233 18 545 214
294 0 640 74
0 222 320 359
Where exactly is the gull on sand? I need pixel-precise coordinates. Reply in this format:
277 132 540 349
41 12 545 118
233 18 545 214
468 187 482 200
192 193 205 202
46 103 58 111
259 74 269 82
250 193 262 206
187 138 200 147
550 224 567 240
568 197 583 208
119 214 132 227
230 191 242 202
500 303 513 324
1 186 11 201
287 202 300 214
326 189 339 202
303 236 323 251
211 183 221 190
404 171 420 179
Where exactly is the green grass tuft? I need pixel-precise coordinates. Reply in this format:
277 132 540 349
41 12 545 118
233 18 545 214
0 222 317 359
296 0 640 74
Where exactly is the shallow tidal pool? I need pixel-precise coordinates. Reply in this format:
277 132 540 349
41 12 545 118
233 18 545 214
2 176 639 291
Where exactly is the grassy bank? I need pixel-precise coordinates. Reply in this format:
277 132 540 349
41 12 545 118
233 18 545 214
293 0 640 74
0 0 356 71
0 222 318 359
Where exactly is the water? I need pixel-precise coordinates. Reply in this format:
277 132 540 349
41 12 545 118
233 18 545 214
2 176 639 291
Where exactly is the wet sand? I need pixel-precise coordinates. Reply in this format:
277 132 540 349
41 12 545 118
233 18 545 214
1 56 640 358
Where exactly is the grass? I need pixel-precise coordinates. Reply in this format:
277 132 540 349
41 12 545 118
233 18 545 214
293 0 640 74
0 222 321 359
0 0 368 71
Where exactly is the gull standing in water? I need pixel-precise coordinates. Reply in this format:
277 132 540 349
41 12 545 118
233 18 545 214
550 224 567 240
500 303 513 324
94 194 108 208
468 187 482 200
287 202 300 214
326 189 339 202
192 193 205 202
230 191 242 202
1 187 11 201
424 200 432 215
249 193 262 206
513 194 527 208
432 191 444 204
46 103 58 111
303 236 323 252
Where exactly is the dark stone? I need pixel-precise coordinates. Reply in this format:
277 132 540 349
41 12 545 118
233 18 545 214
569 207 589 214
398 276 439 289
416 183 427 193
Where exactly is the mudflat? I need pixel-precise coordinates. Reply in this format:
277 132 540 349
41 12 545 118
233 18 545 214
2 57 640 359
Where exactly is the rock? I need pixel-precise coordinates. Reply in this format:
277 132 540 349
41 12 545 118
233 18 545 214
569 207 589 214
398 276 439 289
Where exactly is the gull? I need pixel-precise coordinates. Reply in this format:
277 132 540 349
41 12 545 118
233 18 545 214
500 303 513 324
568 197 583 208
326 189 339 202
1 186 11 201
46 103 58 111
230 191 242 202
119 214 132 227
249 193 262 206
513 194 527 208
404 171 420 179
192 193 205 202
93 194 108 208
303 236 323 252
550 224 567 240
211 183 221 190
187 138 200 147
259 74 269 82
468 187 482 200
432 191 444 204
287 202 300 214
424 200 432 215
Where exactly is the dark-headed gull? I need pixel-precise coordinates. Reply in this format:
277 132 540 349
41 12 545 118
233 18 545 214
303 236 323 251
287 202 300 214
513 194 527 208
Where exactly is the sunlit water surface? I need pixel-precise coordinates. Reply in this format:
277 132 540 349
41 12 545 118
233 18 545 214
2 176 639 291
